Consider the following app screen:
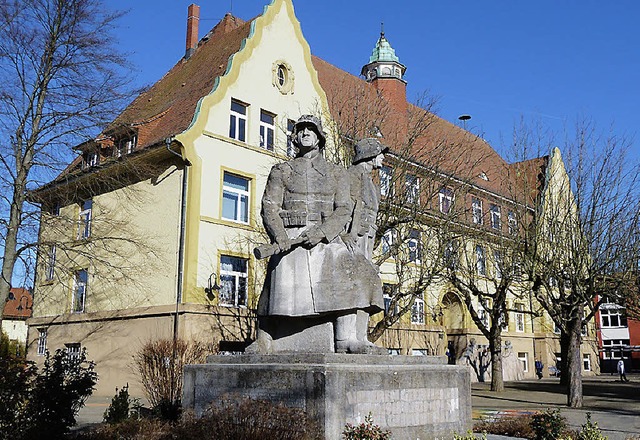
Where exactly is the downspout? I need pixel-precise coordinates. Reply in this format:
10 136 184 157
166 137 190 405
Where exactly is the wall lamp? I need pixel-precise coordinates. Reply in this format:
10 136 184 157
204 273 221 301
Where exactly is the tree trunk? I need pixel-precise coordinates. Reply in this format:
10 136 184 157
559 331 569 387
490 332 504 392
566 318 583 408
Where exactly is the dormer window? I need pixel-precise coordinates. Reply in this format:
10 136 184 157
83 151 100 169
114 135 137 158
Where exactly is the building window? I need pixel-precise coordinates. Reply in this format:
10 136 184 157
115 135 137 157
602 339 630 360
381 229 397 255
78 199 92 239
472 197 483 224
45 245 56 281
514 303 525 332
259 110 275 151
222 172 250 224
388 348 400 356
444 240 458 269
72 269 88 313
286 119 296 157
479 307 490 328
508 211 517 235
493 251 502 279
600 308 627 328
411 295 425 324
405 174 419 203
219 255 248 307
382 284 395 315
490 204 501 230
229 99 247 142
408 229 421 263
37 328 47 355
65 343 81 362
476 245 486 276
379 165 393 197
412 349 428 356
84 151 99 169
439 187 454 214
583 353 591 371
518 352 529 373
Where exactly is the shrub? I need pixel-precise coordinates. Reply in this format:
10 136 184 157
577 413 607 440
531 408 567 440
342 412 391 440
0 347 97 440
103 384 139 424
0 348 36 439
132 338 211 420
454 430 486 440
474 414 535 439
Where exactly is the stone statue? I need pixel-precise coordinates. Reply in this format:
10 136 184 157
251 115 384 354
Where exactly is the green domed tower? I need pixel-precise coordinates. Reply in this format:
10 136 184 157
361 26 407 83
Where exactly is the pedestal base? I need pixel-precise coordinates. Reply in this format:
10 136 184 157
183 354 471 440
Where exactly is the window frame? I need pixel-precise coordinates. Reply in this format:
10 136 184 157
219 255 249 308
518 352 529 373
514 303 525 332
490 204 501 230
583 353 591 371
508 210 517 235
65 343 81 362
45 244 56 281
221 172 250 224
229 99 248 142
405 174 419 203
600 307 627 328
379 165 393 197
408 229 421 263
37 328 47 356
472 197 483 225
78 199 92 239
439 187 454 214
72 269 88 313
286 119 296 158
475 245 486 276
411 295 425 325
259 109 276 151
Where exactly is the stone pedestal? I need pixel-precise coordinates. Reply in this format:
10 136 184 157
183 354 471 440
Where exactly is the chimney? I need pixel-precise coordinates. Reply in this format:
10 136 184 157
185 4 200 59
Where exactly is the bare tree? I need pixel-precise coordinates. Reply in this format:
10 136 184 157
0 0 133 323
514 118 640 407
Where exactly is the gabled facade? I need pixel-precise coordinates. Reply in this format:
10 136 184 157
27 0 598 397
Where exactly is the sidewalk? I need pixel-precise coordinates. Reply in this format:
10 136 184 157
472 374 640 440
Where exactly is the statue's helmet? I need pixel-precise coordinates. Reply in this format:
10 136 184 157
353 138 389 164
291 114 326 149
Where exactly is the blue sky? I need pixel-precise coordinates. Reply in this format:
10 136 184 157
110 0 639 159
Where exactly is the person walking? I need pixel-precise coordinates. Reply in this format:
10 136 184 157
617 359 629 382
535 360 544 379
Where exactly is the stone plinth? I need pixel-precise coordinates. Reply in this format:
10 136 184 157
183 354 471 440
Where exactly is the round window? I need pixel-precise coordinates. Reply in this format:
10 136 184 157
272 61 294 94
277 65 287 87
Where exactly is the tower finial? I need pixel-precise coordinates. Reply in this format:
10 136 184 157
380 22 385 37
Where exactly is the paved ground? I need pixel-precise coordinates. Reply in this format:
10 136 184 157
76 374 640 439
473 374 640 440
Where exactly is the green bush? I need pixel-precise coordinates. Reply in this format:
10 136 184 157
531 408 567 440
0 347 97 440
577 413 607 440
103 384 139 425
342 413 391 440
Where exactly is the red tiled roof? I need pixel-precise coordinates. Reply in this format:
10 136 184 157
53 10 544 202
3 288 32 320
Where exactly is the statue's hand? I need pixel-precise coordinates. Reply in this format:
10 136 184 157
275 236 292 253
301 227 324 246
